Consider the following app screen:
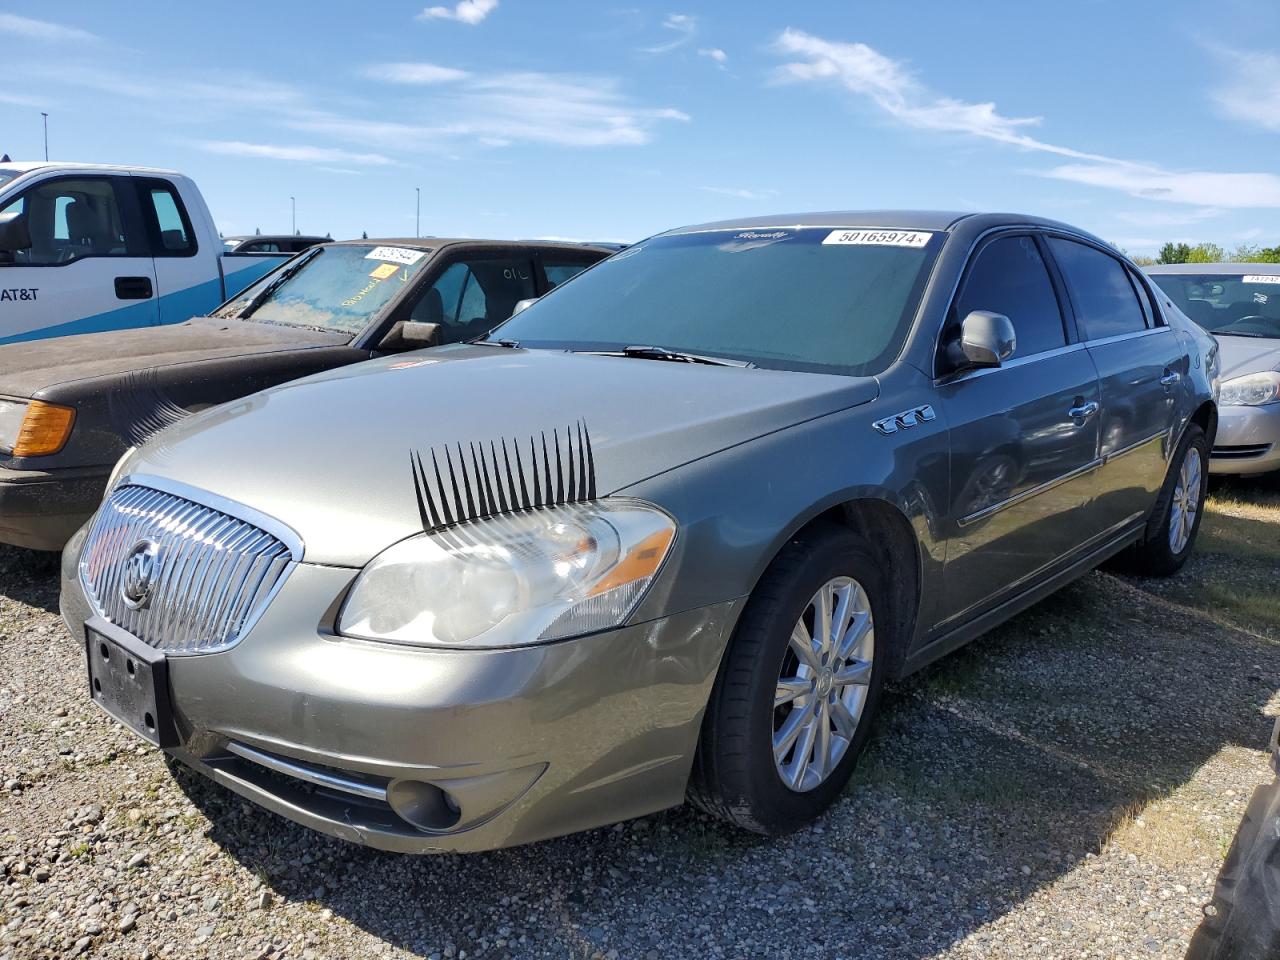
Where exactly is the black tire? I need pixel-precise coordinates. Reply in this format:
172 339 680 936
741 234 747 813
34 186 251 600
688 525 887 835
1116 423 1210 577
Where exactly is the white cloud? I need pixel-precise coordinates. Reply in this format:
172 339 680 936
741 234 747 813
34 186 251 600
698 47 728 66
362 62 470 84
0 13 97 42
0 91 50 109
773 28 1280 209
642 13 696 54
1210 46 1280 132
196 141 395 166
418 0 497 25
1111 207 1223 229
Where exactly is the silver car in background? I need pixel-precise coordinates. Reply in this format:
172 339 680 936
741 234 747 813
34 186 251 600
1147 263 1280 476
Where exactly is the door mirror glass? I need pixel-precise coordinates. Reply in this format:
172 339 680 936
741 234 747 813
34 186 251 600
511 297 538 318
952 310 1016 369
0 211 32 255
379 320 441 351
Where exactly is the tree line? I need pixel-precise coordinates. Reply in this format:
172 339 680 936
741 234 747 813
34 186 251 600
1127 242 1280 266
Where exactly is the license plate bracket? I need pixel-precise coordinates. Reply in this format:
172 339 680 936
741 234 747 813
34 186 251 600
85 618 179 748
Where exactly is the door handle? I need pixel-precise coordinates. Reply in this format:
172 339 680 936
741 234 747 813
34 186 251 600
1068 400 1099 421
114 276 153 300
1160 370 1181 387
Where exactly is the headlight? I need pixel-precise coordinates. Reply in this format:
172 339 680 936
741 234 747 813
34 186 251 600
0 399 75 456
338 500 676 648
105 446 138 492
1218 371 1280 407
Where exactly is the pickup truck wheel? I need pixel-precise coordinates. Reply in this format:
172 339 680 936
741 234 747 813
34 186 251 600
689 527 886 835
1116 423 1209 577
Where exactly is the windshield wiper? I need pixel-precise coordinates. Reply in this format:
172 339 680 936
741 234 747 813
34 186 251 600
237 247 322 320
1212 330 1274 338
473 336 521 348
583 345 755 368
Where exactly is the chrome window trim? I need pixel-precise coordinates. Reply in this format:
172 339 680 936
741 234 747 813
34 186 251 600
1081 325 1173 349
957 457 1103 528
941 341 1088 384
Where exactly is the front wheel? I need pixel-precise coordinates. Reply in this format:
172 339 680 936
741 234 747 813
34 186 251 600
1117 423 1210 577
688 527 886 835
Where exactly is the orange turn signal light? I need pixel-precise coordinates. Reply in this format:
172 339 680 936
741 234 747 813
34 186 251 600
13 401 76 457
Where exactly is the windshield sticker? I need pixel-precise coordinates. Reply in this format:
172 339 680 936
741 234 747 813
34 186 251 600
342 279 385 307
1254 292 1269 304
823 229 933 248
368 262 399 280
365 246 426 266
1242 275 1280 285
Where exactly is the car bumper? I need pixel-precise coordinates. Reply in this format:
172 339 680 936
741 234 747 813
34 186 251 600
1208 404 1280 476
59 531 741 853
0 464 109 551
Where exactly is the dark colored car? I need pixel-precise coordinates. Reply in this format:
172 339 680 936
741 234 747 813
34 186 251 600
60 212 1219 853
0 238 611 550
1187 719 1280 959
222 235 330 255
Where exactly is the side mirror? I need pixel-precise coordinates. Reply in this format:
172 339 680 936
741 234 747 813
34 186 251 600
0 211 31 254
510 297 538 318
378 320 441 351
949 310 1016 370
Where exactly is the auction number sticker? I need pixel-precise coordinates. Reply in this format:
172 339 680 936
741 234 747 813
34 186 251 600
822 230 934 248
365 246 426 265
1242 275 1280 285
368 262 400 280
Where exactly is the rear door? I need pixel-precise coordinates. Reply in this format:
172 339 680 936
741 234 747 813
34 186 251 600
935 232 1102 623
1045 236 1183 535
0 173 158 344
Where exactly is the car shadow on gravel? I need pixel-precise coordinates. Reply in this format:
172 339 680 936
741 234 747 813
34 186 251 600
165 482 1280 959
0 544 61 613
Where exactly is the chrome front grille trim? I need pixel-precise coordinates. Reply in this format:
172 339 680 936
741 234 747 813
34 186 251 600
79 480 301 655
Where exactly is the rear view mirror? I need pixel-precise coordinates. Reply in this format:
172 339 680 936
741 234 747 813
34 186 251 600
949 310 1016 370
0 211 31 255
510 297 539 318
379 320 441 351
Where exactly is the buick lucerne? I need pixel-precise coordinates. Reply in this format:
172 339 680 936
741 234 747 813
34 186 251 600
61 212 1218 853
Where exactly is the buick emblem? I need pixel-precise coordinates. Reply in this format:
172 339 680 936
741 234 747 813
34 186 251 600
121 540 161 610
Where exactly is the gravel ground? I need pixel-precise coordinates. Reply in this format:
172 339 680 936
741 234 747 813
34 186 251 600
1 489 1276 960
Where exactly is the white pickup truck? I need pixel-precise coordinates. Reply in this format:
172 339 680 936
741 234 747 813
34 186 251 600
0 162 292 344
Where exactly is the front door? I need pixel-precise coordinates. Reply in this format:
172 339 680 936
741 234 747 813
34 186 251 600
0 174 158 344
936 233 1102 625
1045 237 1184 535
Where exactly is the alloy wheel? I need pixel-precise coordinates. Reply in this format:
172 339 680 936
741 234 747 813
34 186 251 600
1168 446 1203 554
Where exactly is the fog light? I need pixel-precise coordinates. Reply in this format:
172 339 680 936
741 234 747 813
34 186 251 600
386 779 462 832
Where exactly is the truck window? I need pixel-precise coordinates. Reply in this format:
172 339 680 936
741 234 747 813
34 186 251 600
409 258 537 343
0 177 129 266
138 179 197 257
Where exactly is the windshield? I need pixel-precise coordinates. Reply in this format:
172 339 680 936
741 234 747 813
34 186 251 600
1150 273 1280 339
214 244 433 334
493 227 941 375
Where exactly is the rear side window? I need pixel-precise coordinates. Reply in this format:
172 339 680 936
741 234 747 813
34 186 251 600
544 261 591 289
410 258 537 343
954 235 1066 358
139 179 197 257
1047 238 1148 339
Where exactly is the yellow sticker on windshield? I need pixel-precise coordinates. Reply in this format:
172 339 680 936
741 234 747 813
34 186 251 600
369 263 398 280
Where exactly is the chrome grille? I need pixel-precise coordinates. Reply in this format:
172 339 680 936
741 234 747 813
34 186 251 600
79 484 296 654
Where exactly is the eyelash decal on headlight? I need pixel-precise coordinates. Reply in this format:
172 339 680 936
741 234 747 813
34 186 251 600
411 420 597 531
109 368 191 446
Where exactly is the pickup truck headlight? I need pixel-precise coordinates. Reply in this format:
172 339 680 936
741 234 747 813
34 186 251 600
1218 371 1280 407
0 399 76 457
338 500 676 648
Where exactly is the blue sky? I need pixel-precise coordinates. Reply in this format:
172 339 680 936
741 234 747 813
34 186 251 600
2 0 1278 255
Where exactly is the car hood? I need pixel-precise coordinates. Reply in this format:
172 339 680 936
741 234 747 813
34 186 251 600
0 316 348 399
124 345 880 566
1216 335 1280 380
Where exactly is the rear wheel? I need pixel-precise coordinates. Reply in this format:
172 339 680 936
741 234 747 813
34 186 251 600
689 527 886 834
1116 423 1209 577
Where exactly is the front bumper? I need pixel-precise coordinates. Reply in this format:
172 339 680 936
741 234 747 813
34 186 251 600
1209 404 1280 476
60 536 741 853
0 463 109 551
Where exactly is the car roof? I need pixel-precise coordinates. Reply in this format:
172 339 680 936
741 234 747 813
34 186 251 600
1145 262 1280 276
0 161 181 176
324 238 618 253
225 234 329 242
661 210 1110 243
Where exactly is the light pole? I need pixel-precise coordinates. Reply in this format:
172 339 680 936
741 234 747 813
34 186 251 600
290 196 296 235
40 112 48 161
415 187 420 238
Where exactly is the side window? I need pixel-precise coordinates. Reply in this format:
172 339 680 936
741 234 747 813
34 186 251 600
1046 238 1148 339
409 258 536 343
544 261 591 289
243 241 279 253
953 235 1067 358
0 177 128 265
140 179 197 257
